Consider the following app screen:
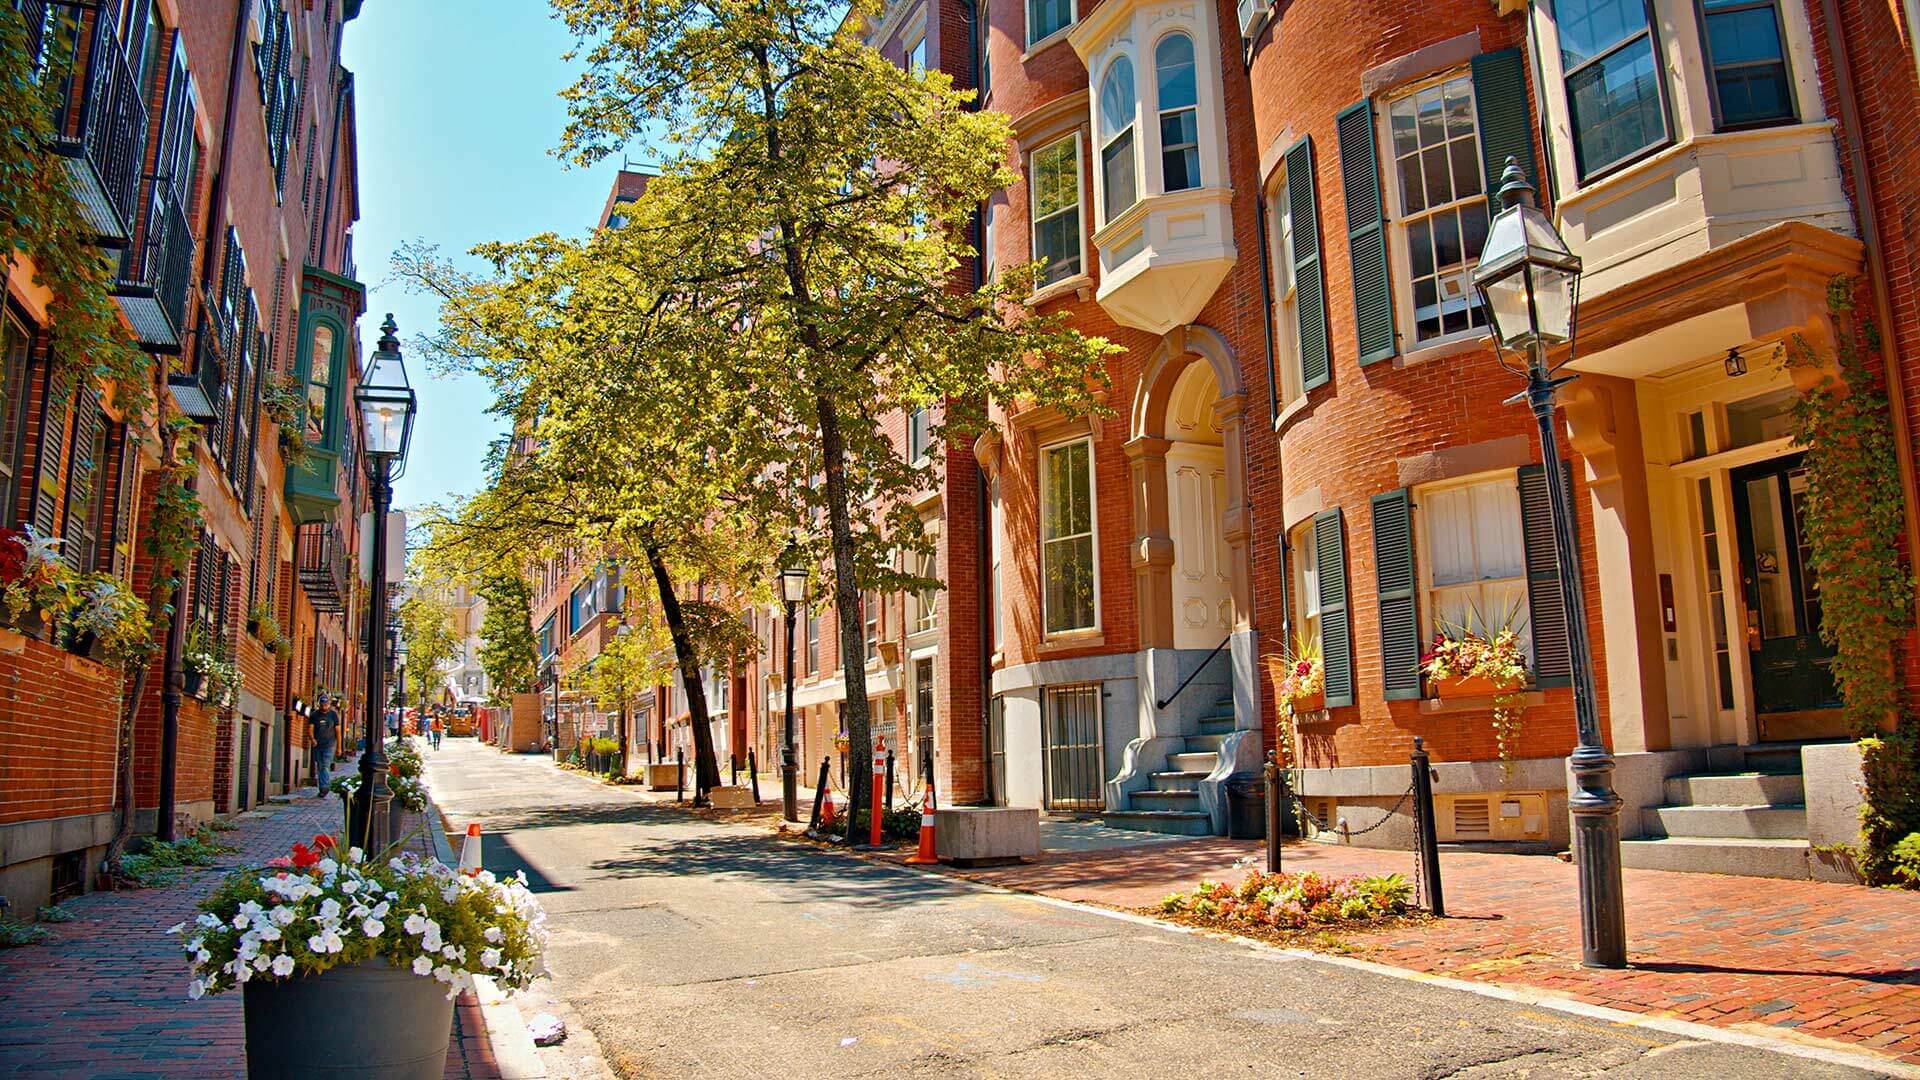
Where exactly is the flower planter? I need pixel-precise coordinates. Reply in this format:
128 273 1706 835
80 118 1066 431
66 630 107 662
1287 691 1325 715
242 957 453 1079
1432 674 1517 699
13 608 48 640
183 671 207 699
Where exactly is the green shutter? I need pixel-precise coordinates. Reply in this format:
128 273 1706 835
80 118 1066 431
1336 100 1395 366
61 392 102 570
1471 48 1538 213
33 370 72 539
1371 488 1421 701
1519 464 1577 688
1314 508 1354 708
1275 531 1290 634
1284 136 1330 391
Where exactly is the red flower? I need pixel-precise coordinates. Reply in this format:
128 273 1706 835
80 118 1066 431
0 529 24 586
310 833 336 852
289 843 320 869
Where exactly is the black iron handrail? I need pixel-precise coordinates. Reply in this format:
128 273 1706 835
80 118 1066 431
113 174 194 345
1155 635 1231 711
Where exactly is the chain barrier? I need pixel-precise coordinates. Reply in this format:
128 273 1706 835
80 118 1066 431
1283 775 1428 909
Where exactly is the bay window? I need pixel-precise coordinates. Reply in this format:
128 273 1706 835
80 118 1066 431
1041 437 1097 634
305 321 337 445
1385 74 1489 346
1097 57 1138 221
1030 136 1083 285
1154 34 1200 192
1557 0 1670 177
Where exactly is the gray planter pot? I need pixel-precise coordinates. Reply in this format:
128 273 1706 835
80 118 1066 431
242 957 453 1079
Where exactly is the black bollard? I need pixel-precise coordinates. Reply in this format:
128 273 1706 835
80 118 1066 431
807 756 830 832
1411 736 1444 917
884 751 896 815
731 755 739 788
748 750 761 804
1264 749 1284 875
676 749 685 803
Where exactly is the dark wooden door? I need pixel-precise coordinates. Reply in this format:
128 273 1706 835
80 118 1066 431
1731 455 1841 729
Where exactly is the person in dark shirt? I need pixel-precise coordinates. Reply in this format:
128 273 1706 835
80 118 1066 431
311 696 341 790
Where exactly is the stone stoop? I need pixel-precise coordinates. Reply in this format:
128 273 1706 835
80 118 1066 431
1621 752 1812 880
1101 697 1232 837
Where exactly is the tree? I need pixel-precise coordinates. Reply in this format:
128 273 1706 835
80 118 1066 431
475 572 537 703
546 0 1119 818
396 583 461 716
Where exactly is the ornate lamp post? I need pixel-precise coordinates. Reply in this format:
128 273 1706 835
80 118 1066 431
778 550 809 822
1472 158 1625 969
348 315 417 853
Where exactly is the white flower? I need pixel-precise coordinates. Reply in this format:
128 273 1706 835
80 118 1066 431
317 898 342 922
308 934 328 952
271 907 297 926
232 914 250 930
480 948 502 969
483 927 503 944
258 925 282 943
403 913 427 935
441 885 461 903
317 858 338 876
362 919 384 937
370 901 390 920
167 921 187 936
252 955 271 971
342 880 360 894
196 913 221 929
441 945 457 959
412 956 433 976
348 847 365 863
187 979 206 1000
270 955 295 977
195 947 211 964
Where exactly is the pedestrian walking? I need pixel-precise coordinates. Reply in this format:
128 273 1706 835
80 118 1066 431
311 695 341 792
430 711 444 750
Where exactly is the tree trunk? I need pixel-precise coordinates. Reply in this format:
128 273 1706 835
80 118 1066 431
644 541 723 795
814 393 873 821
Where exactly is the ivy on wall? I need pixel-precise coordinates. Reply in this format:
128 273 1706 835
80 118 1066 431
1785 277 1919 887
0 11 151 421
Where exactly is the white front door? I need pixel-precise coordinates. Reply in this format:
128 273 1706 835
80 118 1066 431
1167 442 1232 650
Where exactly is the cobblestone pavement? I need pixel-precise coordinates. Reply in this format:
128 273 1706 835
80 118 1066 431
0 772 501 1079
896 832 1920 1067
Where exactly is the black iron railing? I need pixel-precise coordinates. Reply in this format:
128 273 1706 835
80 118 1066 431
112 176 194 350
46 1 148 245
13 1 49 69
296 520 348 614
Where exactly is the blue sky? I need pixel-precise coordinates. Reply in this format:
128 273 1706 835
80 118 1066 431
341 3 627 512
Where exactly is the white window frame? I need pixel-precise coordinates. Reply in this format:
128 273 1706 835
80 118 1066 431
1412 470 1534 666
982 197 997 282
1263 165 1303 411
1379 71 1492 352
1095 56 1139 225
1288 521 1320 650
913 550 939 634
1028 133 1086 287
1152 32 1201 193
906 30 928 73
990 476 1005 651
1026 0 1075 49
908 406 932 464
1039 435 1100 636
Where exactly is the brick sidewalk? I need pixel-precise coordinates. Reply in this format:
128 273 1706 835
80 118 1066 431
883 834 1920 1067
0 780 502 1079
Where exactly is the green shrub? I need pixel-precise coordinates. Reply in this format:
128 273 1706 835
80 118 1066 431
35 904 73 923
0 917 53 948
1888 831 1920 889
118 826 236 888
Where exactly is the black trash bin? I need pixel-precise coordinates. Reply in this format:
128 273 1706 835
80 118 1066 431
1225 777 1266 840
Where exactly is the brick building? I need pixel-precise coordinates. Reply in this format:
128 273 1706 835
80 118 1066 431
0 0 374 914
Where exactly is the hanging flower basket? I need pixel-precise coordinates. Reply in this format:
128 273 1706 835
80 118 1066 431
171 834 547 1080
183 670 207 699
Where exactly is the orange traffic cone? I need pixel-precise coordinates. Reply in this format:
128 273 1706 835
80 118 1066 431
458 823 483 874
905 771 939 864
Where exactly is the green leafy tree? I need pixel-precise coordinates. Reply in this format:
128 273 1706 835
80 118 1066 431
476 572 538 702
396 582 461 715
468 0 1121 819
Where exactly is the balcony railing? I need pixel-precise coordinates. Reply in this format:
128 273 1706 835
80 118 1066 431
111 176 193 352
297 521 349 614
14 1 49 66
44 1 149 247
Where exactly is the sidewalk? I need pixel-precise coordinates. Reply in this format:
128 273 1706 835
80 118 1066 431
883 830 1920 1068
0 777 504 1079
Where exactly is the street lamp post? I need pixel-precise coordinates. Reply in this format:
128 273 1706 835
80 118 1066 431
349 315 418 854
1472 158 1625 969
778 553 809 822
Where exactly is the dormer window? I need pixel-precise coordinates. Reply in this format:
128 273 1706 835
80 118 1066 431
1098 58 1138 223
1155 34 1199 192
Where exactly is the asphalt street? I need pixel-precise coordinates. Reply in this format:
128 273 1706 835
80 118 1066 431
421 737 1886 1079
